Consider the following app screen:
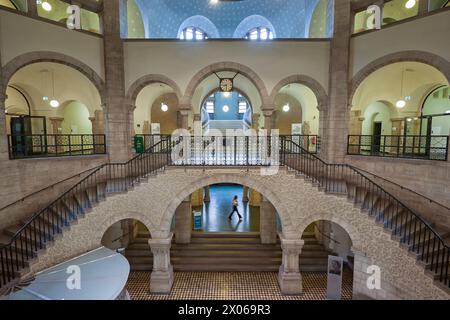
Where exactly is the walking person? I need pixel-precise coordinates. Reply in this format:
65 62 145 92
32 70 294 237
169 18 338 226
228 195 243 221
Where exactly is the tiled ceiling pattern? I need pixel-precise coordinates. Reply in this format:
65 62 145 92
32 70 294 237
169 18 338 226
134 0 332 38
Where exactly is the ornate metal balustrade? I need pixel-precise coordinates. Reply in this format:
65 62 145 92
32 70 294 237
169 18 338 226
7 134 107 160
347 135 449 161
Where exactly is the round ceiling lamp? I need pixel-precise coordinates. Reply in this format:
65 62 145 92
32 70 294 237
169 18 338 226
41 1 52 11
49 99 60 108
405 0 416 9
283 104 290 113
161 103 169 112
396 100 406 109
222 105 229 113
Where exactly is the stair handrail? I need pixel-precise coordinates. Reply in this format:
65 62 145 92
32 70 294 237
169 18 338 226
281 138 448 249
0 165 105 212
0 138 169 250
349 166 450 211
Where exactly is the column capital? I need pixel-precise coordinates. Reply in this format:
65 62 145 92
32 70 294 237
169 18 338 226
49 117 64 122
148 233 173 249
280 237 304 255
262 110 273 117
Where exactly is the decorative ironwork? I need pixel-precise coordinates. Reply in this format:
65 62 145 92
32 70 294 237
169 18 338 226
347 135 449 161
7 134 107 159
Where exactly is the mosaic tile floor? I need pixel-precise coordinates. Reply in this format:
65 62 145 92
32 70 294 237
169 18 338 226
126 272 353 300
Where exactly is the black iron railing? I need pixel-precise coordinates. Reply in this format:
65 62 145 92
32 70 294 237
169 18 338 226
347 135 449 161
0 139 171 289
7 134 107 159
281 138 449 288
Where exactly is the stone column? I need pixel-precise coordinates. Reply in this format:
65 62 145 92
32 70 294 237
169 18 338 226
252 113 260 130
175 197 192 244
89 112 106 153
178 110 190 130
352 248 377 300
27 0 38 16
262 110 273 134
278 235 304 295
193 113 202 136
0 93 8 161
321 0 352 163
418 0 428 14
103 0 131 162
149 234 174 294
260 197 277 244
242 186 249 202
249 189 261 207
203 186 211 203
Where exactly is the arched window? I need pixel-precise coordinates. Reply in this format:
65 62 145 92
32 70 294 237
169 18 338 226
244 27 274 40
179 27 208 40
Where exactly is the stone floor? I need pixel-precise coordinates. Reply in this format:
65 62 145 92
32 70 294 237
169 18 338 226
197 184 260 233
126 271 353 300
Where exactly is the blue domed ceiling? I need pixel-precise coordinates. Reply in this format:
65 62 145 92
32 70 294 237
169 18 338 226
130 0 333 39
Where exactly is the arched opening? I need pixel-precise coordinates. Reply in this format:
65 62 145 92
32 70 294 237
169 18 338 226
273 83 321 153
349 61 449 160
421 85 450 138
4 62 104 158
102 219 152 274
188 67 266 134
300 220 354 299
201 90 253 134
233 15 277 39
133 82 181 146
177 15 220 39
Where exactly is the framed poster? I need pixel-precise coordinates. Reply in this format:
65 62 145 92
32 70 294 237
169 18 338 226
292 123 302 146
151 123 161 135
326 255 344 300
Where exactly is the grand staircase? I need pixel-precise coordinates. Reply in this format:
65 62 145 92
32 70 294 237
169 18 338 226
125 231 330 272
0 136 449 295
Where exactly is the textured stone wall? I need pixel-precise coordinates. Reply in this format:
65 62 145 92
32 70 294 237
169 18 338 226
30 167 450 300
0 155 107 228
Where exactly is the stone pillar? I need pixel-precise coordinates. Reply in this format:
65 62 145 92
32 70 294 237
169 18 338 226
178 110 190 130
252 113 260 130
262 110 273 134
103 0 131 162
190 189 204 206
260 197 277 244
149 234 174 294
278 235 304 295
27 0 38 16
352 248 376 300
89 111 106 153
418 0 428 14
321 0 352 163
193 113 202 135
0 93 8 161
242 186 249 202
175 197 192 244
249 188 261 207
203 186 211 202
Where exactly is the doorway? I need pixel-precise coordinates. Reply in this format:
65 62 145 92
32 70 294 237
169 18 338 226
372 122 382 154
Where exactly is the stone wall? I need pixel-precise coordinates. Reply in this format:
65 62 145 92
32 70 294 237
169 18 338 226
346 155 450 221
30 167 450 300
0 155 107 229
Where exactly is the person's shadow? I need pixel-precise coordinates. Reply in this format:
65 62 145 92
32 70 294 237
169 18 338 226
227 218 243 232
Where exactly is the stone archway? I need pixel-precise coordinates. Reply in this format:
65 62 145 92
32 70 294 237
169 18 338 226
159 173 296 238
270 74 329 111
182 61 270 108
126 74 183 106
1 51 106 103
349 51 450 105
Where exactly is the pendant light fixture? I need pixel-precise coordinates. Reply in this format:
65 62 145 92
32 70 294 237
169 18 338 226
405 0 416 9
49 70 60 108
396 69 407 109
